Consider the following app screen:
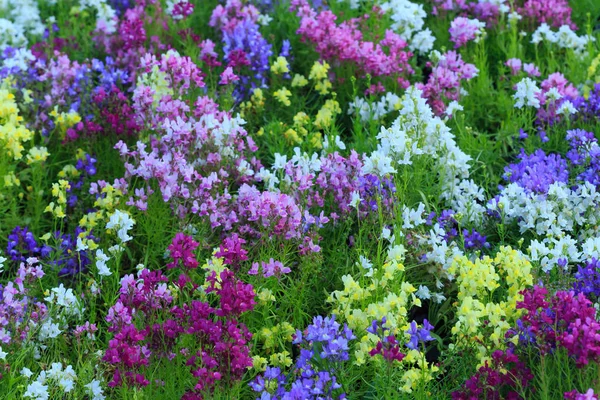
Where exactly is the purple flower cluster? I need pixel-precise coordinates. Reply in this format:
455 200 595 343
503 149 568 194
566 129 600 187
0 260 47 345
358 173 396 215
573 259 600 300
452 349 533 400
104 238 256 395
251 315 354 399
248 258 291 278
565 389 599 400
405 319 435 350
462 228 490 251
6 226 51 264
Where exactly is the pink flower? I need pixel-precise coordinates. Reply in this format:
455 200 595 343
219 66 240 85
449 17 485 48
506 58 522 75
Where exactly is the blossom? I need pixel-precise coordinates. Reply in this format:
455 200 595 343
513 77 541 108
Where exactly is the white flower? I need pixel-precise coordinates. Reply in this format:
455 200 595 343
358 255 374 277
431 293 447 303
76 236 88 252
39 318 62 340
416 285 431 300
257 14 272 26
24 381 49 400
95 249 112 277
273 153 288 170
409 28 435 53
0 346 7 360
362 150 396 176
381 227 395 243
334 135 346 150
85 380 106 400
545 87 562 102
349 191 362 208
45 284 81 316
445 101 463 117
21 367 33 378
557 100 577 116
106 210 135 243
0 253 5 273
513 77 541 109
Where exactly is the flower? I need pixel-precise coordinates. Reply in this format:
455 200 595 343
514 77 542 108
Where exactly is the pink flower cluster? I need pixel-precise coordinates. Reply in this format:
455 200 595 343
517 0 575 29
294 1 413 85
209 0 260 33
104 236 256 396
452 349 533 400
516 286 600 367
416 51 478 116
248 258 291 278
505 58 541 77
449 17 484 48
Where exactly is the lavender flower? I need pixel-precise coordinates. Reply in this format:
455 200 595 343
503 149 568 194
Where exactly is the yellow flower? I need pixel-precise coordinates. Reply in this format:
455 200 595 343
315 79 332 95
273 87 292 106
26 146 50 164
270 56 290 75
3 172 20 187
291 74 308 88
309 61 330 81
314 106 335 130
310 132 322 149
258 288 276 304
284 128 302 144
252 356 268 372
269 351 293 368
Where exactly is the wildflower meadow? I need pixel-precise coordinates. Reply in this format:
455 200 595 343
3 0 600 398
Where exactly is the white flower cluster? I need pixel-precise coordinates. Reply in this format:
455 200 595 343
79 0 118 34
0 0 45 49
513 77 541 109
363 86 484 221
44 284 84 317
106 209 135 244
490 181 600 271
379 0 435 53
348 92 401 123
531 23 595 57
23 363 78 400
335 0 434 53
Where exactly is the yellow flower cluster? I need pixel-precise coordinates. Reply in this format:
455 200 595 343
45 180 71 218
270 56 290 75
26 146 49 165
0 85 34 160
327 246 438 393
309 61 332 95
201 252 228 289
49 106 82 140
448 246 533 362
584 53 600 98
79 180 126 232
255 322 295 369
136 64 173 107
273 87 292 107
240 88 266 117
291 74 308 88
314 99 341 130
